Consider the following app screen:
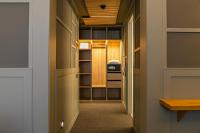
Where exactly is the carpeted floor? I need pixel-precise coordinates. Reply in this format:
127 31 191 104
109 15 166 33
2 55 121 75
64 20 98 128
71 102 134 133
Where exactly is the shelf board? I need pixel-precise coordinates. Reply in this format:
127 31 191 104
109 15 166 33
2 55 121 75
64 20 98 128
79 73 91 75
79 60 92 62
80 100 92 103
92 85 107 88
79 49 91 51
80 86 92 88
80 100 122 103
107 71 121 73
160 99 200 122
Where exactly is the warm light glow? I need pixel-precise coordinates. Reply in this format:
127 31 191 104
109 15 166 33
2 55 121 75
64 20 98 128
80 43 89 49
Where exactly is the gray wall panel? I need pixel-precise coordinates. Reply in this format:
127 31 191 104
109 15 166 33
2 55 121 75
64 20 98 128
167 0 200 28
167 33 200 68
0 3 29 68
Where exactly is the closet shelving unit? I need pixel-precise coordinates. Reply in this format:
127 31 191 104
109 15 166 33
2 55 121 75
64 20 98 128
79 43 92 100
79 26 122 101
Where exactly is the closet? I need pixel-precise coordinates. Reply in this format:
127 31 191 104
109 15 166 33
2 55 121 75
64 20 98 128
79 26 123 101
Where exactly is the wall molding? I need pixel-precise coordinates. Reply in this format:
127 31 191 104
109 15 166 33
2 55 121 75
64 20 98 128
164 68 200 98
167 28 200 33
0 68 32 133
0 0 30 2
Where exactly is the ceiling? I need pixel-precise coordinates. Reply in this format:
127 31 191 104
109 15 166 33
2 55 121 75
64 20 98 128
68 0 134 26
83 0 121 25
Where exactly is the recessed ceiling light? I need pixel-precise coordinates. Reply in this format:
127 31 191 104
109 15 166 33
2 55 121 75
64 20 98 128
100 4 106 9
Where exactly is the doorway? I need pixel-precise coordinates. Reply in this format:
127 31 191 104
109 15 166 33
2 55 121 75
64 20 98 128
53 0 135 133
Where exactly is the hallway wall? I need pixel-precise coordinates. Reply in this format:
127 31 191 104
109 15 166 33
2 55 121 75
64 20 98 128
56 0 79 132
139 0 200 133
0 0 51 133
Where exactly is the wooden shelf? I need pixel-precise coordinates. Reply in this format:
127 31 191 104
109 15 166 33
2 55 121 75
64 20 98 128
79 60 92 62
79 49 91 51
79 73 91 75
92 85 106 88
160 99 200 122
80 86 92 88
107 69 121 72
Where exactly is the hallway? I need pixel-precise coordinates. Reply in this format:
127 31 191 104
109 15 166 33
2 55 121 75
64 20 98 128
71 103 134 133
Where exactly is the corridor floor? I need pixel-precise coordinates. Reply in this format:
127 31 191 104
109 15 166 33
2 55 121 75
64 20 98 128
71 102 134 133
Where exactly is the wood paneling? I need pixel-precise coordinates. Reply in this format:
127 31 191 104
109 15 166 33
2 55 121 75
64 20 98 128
92 47 106 87
83 17 116 25
107 41 121 63
83 0 121 25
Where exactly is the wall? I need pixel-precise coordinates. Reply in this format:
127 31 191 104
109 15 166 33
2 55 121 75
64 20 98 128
0 0 51 133
49 0 57 132
56 0 79 132
127 15 134 117
0 1 33 133
0 3 29 68
139 0 200 133
32 0 50 132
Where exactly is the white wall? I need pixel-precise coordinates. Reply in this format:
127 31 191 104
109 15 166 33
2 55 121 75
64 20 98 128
0 0 50 133
139 0 200 133
32 0 50 132
0 0 80 133
0 69 32 133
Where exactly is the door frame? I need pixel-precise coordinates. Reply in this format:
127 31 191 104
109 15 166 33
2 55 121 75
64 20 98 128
127 15 134 117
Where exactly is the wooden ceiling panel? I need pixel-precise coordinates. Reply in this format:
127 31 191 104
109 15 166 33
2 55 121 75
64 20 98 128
83 0 121 25
83 17 117 25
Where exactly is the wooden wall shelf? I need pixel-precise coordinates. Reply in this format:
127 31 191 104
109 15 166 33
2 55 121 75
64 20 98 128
160 99 200 122
79 60 92 62
79 73 91 75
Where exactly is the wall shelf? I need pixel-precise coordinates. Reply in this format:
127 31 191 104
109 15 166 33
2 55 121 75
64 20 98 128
80 86 92 88
79 49 91 51
79 73 91 75
160 99 200 122
79 60 92 62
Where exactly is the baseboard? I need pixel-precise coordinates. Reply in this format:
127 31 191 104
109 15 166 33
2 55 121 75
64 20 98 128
66 111 79 133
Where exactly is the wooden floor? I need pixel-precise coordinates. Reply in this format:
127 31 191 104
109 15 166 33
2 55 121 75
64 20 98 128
71 102 134 133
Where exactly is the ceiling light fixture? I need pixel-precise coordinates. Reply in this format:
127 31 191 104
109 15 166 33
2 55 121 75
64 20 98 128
100 4 106 9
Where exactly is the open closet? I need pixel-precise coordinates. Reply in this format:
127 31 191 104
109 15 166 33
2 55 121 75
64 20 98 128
79 26 123 101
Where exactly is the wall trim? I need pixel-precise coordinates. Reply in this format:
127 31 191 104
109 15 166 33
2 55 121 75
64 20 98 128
0 68 33 133
164 68 200 98
167 28 200 33
0 0 30 2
